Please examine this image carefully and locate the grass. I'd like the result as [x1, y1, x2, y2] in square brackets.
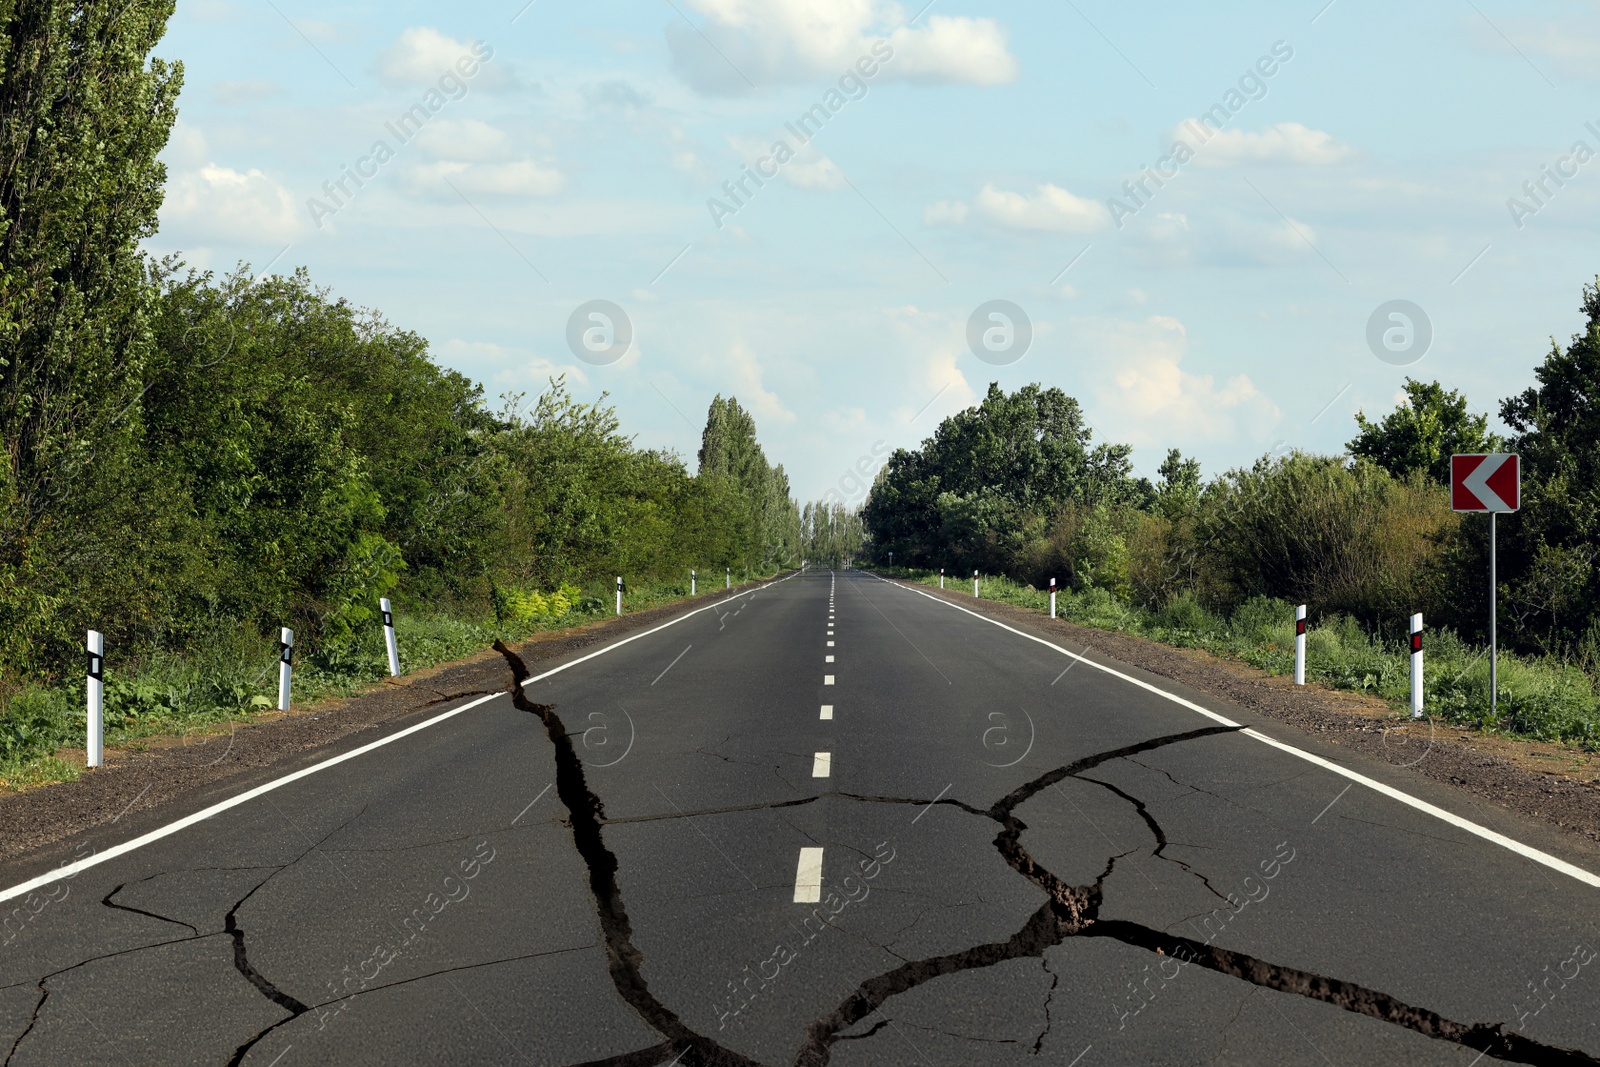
[890, 568, 1600, 749]
[0, 571, 779, 791]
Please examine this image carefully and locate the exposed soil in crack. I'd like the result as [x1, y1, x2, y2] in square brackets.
[900, 579, 1600, 850]
[1085, 920, 1600, 1066]
[492, 641, 763, 1067]
[0, 582, 771, 869]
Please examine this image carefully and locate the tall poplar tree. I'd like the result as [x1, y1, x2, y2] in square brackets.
[0, 0, 183, 539]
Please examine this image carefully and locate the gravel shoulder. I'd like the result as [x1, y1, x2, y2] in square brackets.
[0, 582, 767, 869]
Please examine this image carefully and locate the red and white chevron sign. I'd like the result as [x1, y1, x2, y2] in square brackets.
[1451, 453, 1520, 513]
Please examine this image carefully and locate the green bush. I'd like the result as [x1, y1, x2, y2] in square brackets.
[1228, 596, 1294, 647]
[1152, 593, 1222, 635]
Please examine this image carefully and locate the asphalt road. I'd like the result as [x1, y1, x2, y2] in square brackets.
[3, 569, 1599, 1066]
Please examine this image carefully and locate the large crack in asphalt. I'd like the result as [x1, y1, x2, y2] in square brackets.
[493, 641, 764, 1067]
[506, 657, 1600, 1067]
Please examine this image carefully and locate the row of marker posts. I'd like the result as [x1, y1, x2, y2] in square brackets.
[941, 575, 1426, 717]
[614, 570, 724, 617]
[959, 578, 1427, 718]
[79, 566, 838, 767]
[83, 598, 406, 770]
[1292, 603, 1426, 719]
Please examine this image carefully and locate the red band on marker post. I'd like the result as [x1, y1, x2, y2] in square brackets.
[1409, 612, 1425, 719]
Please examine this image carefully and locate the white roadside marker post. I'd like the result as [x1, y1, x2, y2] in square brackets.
[380, 597, 400, 677]
[691, 569, 696, 596]
[1410, 612, 1424, 720]
[1294, 605, 1307, 686]
[278, 628, 294, 711]
[86, 631, 104, 769]
[726, 568, 730, 589]
[939, 568, 944, 590]
[1049, 578, 1057, 619]
[616, 577, 622, 616]
[973, 570, 979, 598]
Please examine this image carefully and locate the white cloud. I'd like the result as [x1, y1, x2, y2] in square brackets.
[922, 200, 968, 226]
[1074, 315, 1280, 446]
[728, 136, 845, 190]
[722, 340, 797, 425]
[376, 27, 505, 89]
[161, 162, 304, 244]
[885, 15, 1018, 85]
[445, 338, 593, 392]
[1122, 208, 1323, 270]
[885, 304, 976, 424]
[783, 151, 846, 191]
[1182, 121, 1354, 167]
[668, 0, 1017, 93]
[400, 120, 564, 200]
[928, 183, 1109, 234]
[414, 119, 514, 162]
[404, 159, 565, 198]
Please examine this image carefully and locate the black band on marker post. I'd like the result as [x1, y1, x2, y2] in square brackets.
[279, 642, 293, 666]
[382, 610, 394, 627]
[86, 651, 104, 681]
[1296, 618, 1307, 636]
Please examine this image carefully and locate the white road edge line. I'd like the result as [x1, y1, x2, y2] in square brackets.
[0, 573, 798, 905]
[795, 846, 824, 903]
[885, 577, 1600, 889]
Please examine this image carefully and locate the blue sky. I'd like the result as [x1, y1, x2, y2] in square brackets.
[149, 0, 1600, 501]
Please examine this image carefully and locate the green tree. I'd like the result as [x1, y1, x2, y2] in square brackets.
[862, 382, 1146, 570]
[0, 0, 182, 673]
[697, 395, 799, 571]
[0, 0, 182, 539]
[1347, 379, 1498, 484]
[1496, 278, 1600, 651]
[1155, 448, 1202, 519]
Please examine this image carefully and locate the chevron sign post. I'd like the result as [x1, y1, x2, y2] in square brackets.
[1451, 453, 1520, 719]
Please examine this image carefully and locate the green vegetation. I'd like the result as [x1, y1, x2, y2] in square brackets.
[865, 279, 1600, 746]
[0, 572, 737, 790]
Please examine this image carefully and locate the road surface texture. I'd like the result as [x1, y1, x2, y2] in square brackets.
[3, 569, 1598, 1065]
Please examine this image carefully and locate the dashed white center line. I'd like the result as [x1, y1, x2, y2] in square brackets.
[794, 847, 824, 903]
[825, 655, 834, 663]
[827, 641, 835, 647]
[824, 675, 835, 685]
[820, 704, 833, 720]
[812, 752, 832, 777]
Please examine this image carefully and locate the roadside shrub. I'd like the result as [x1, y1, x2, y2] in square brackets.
[1229, 596, 1294, 646]
[1152, 593, 1222, 636]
